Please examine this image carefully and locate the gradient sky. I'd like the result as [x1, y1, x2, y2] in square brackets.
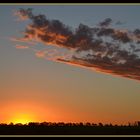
[0, 4, 140, 125]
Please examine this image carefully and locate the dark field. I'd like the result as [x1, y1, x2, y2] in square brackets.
[0, 122, 140, 135]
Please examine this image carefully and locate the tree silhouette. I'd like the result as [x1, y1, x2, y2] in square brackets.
[0, 121, 140, 135]
[98, 123, 103, 127]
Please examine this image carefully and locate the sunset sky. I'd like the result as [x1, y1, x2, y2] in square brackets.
[0, 4, 140, 125]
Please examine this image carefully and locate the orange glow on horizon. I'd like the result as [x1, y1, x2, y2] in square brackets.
[0, 100, 132, 125]
[0, 99, 75, 124]
[0, 100, 51, 124]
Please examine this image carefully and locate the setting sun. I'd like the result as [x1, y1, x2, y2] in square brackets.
[0, 101, 50, 124]
[10, 113, 36, 124]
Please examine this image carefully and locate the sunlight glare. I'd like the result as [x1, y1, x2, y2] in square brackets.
[10, 113, 36, 124]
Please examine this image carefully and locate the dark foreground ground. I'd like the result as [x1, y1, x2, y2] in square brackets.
[0, 122, 140, 135]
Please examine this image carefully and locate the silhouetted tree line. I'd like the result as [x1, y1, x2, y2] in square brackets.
[0, 121, 140, 135]
[0, 121, 140, 127]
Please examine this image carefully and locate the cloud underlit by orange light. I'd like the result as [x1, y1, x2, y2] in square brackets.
[16, 45, 29, 49]
[13, 8, 140, 82]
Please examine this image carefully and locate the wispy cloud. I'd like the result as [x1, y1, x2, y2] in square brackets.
[14, 8, 140, 81]
[11, 37, 37, 45]
[16, 45, 29, 49]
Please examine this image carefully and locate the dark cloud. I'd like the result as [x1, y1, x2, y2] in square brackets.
[134, 29, 140, 36]
[14, 8, 33, 20]
[98, 18, 112, 27]
[14, 8, 140, 81]
[97, 28, 114, 37]
[112, 31, 131, 43]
